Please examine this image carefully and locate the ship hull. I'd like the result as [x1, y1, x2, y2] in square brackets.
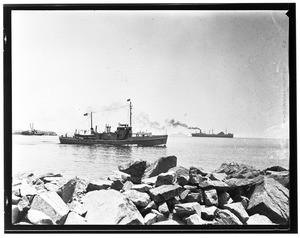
[59, 135, 168, 146]
[191, 133, 233, 138]
[21, 131, 45, 136]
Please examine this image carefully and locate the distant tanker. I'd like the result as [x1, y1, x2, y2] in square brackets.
[191, 129, 233, 138]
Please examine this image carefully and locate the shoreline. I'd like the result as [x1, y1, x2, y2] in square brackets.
[11, 156, 289, 226]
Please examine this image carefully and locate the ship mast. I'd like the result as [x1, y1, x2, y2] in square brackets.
[127, 99, 132, 128]
[90, 111, 93, 131]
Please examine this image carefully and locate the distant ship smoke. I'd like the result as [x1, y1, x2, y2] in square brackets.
[165, 119, 200, 130]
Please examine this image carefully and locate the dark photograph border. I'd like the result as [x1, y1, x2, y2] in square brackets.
[3, 3, 297, 233]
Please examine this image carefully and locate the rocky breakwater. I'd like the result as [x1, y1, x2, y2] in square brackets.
[11, 157, 289, 226]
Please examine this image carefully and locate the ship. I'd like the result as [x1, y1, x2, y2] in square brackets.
[59, 100, 168, 146]
[191, 128, 233, 138]
[21, 123, 45, 136]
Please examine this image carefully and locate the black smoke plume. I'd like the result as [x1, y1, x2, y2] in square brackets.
[165, 119, 200, 130]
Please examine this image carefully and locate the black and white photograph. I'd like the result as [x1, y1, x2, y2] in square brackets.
[4, 3, 297, 233]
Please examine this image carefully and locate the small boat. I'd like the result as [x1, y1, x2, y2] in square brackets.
[191, 128, 233, 138]
[59, 100, 168, 146]
[21, 123, 44, 136]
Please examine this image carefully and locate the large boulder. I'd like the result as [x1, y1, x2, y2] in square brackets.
[201, 205, 217, 220]
[247, 177, 289, 224]
[174, 202, 202, 217]
[26, 209, 54, 225]
[149, 184, 183, 203]
[144, 212, 157, 225]
[30, 191, 70, 225]
[214, 209, 243, 225]
[158, 202, 169, 216]
[185, 214, 207, 225]
[59, 178, 77, 204]
[118, 160, 147, 183]
[82, 190, 144, 225]
[265, 170, 289, 188]
[131, 184, 152, 193]
[189, 167, 208, 184]
[198, 179, 229, 190]
[64, 211, 87, 225]
[123, 190, 151, 207]
[203, 188, 218, 206]
[143, 156, 177, 179]
[246, 214, 275, 225]
[215, 163, 261, 179]
[218, 192, 233, 208]
[223, 202, 249, 224]
[155, 171, 175, 186]
[224, 175, 264, 188]
[86, 179, 112, 192]
[168, 166, 190, 186]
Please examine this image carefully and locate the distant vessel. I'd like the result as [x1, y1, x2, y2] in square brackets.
[21, 123, 44, 136]
[191, 128, 233, 138]
[59, 100, 168, 146]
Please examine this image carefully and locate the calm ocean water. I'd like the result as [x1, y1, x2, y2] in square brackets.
[12, 135, 289, 180]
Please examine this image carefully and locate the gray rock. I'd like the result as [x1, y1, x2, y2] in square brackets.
[19, 184, 37, 197]
[247, 177, 289, 224]
[111, 179, 124, 191]
[224, 202, 249, 224]
[185, 214, 207, 225]
[118, 160, 147, 183]
[131, 184, 152, 193]
[86, 179, 112, 192]
[179, 189, 190, 202]
[215, 163, 261, 179]
[26, 209, 54, 225]
[17, 196, 30, 213]
[174, 202, 202, 217]
[143, 156, 177, 179]
[203, 188, 218, 206]
[153, 219, 184, 225]
[151, 209, 166, 222]
[58, 178, 77, 203]
[240, 196, 249, 209]
[189, 166, 208, 184]
[266, 170, 289, 188]
[68, 200, 87, 216]
[12, 194, 21, 205]
[183, 185, 199, 192]
[44, 183, 60, 192]
[210, 172, 227, 181]
[140, 201, 158, 216]
[201, 205, 217, 220]
[64, 211, 87, 225]
[198, 179, 229, 190]
[123, 190, 151, 207]
[12, 205, 20, 224]
[83, 190, 144, 225]
[122, 181, 134, 192]
[246, 214, 275, 225]
[155, 171, 175, 186]
[149, 184, 183, 203]
[30, 191, 69, 225]
[144, 212, 157, 225]
[158, 202, 169, 216]
[214, 209, 243, 225]
[141, 176, 157, 186]
[224, 176, 264, 188]
[187, 192, 204, 204]
[218, 191, 232, 208]
[168, 166, 190, 186]
[109, 170, 131, 183]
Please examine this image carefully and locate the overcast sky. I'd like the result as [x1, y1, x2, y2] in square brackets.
[11, 10, 289, 138]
